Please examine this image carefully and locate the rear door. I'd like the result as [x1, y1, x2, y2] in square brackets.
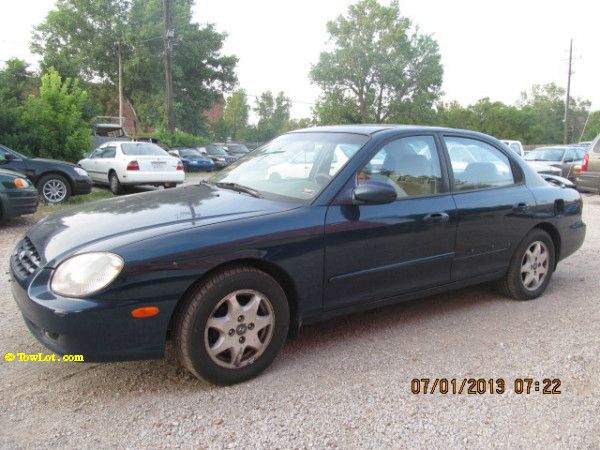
[96, 145, 116, 182]
[579, 137, 600, 191]
[323, 134, 457, 310]
[442, 135, 535, 280]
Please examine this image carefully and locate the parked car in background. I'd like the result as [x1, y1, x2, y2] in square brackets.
[92, 117, 130, 150]
[78, 141, 184, 194]
[11, 125, 585, 385]
[523, 146, 586, 181]
[501, 140, 525, 157]
[0, 169, 38, 222]
[576, 134, 600, 192]
[169, 148, 215, 172]
[224, 143, 251, 160]
[198, 144, 236, 169]
[0, 144, 92, 204]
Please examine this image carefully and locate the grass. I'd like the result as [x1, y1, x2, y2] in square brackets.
[37, 190, 114, 215]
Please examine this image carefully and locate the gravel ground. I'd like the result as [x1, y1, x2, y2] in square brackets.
[0, 194, 599, 449]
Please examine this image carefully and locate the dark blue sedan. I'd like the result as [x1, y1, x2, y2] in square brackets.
[170, 147, 215, 172]
[10, 125, 586, 384]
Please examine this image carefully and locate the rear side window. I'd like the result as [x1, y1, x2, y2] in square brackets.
[359, 135, 445, 197]
[445, 137, 515, 192]
[593, 136, 600, 154]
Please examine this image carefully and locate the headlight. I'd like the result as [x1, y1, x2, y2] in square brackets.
[51, 252, 124, 298]
[74, 167, 89, 177]
[13, 178, 30, 189]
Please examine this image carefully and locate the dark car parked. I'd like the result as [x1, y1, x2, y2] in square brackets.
[198, 144, 236, 168]
[0, 145, 92, 203]
[224, 143, 251, 160]
[10, 125, 585, 385]
[169, 148, 215, 172]
[0, 169, 38, 222]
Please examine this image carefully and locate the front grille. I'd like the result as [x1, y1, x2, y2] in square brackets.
[12, 237, 42, 278]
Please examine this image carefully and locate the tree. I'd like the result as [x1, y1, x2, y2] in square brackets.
[310, 0, 443, 124]
[31, 0, 237, 134]
[581, 111, 600, 141]
[223, 89, 249, 139]
[248, 91, 292, 141]
[21, 69, 92, 161]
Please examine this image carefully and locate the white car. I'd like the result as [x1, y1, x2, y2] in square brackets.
[266, 145, 350, 180]
[501, 140, 525, 157]
[78, 141, 185, 194]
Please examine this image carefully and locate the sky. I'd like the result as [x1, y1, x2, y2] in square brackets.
[0, 0, 598, 121]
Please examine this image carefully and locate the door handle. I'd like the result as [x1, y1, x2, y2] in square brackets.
[513, 202, 529, 212]
[423, 212, 450, 224]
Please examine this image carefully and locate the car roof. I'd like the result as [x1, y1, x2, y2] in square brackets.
[288, 124, 494, 137]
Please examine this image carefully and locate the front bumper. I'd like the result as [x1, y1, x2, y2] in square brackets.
[10, 264, 176, 361]
[1, 188, 39, 219]
[71, 176, 93, 196]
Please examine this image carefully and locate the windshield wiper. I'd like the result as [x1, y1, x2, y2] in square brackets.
[216, 182, 263, 198]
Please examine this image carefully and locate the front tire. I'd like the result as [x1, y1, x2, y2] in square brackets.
[38, 174, 71, 204]
[175, 266, 289, 385]
[497, 229, 555, 300]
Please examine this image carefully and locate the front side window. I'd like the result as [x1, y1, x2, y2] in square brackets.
[445, 137, 514, 192]
[210, 132, 368, 201]
[121, 143, 168, 156]
[359, 136, 444, 197]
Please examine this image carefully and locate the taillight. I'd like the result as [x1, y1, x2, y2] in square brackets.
[582, 153, 589, 172]
[176, 160, 183, 171]
[127, 160, 140, 171]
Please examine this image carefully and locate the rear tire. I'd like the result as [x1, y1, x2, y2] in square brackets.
[175, 266, 289, 385]
[496, 229, 555, 300]
[109, 172, 123, 195]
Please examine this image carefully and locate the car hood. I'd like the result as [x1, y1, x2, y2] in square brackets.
[30, 157, 78, 168]
[26, 184, 298, 266]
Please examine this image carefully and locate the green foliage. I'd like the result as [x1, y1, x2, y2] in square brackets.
[245, 91, 292, 142]
[152, 130, 210, 148]
[223, 89, 249, 140]
[32, 0, 237, 135]
[19, 69, 93, 161]
[582, 111, 600, 141]
[311, 0, 443, 124]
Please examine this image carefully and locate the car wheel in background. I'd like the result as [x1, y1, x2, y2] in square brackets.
[109, 172, 123, 195]
[497, 228, 555, 300]
[38, 174, 71, 204]
[164, 183, 177, 189]
[175, 266, 290, 385]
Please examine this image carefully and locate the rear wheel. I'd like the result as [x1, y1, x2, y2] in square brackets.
[175, 266, 289, 385]
[109, 172, 123, 195]
[38, 174, 71, 204]
[497, 229, 555, 300]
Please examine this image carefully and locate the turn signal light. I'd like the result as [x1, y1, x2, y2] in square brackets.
[14, 178, 28, 188]
[127, 160, 140, 171]
[131, 306, 160, 318]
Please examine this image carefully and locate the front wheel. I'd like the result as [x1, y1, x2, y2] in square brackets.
[497, 229, 555, 300]
[175, 266, 289, 385]
[38, 174, 71, 204]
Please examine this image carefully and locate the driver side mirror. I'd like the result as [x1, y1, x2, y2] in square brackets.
[3, 153, 16, 162]
[353, 181, 397, 205]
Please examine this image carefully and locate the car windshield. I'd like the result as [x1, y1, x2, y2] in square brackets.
[178, 148, 202, 157]
[122, 142, 168, 156]
[524, 148, 565, 162]
[209, 132, 368, 201]
[228, 144, 249, 153]
[206, 145, 228, 156]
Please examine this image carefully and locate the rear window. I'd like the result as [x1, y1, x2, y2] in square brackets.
[121, 143, 167, 156]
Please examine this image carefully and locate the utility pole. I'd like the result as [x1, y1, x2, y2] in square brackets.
[163, 0, 175, 133]
[563, 39, 573, 144]
[117, 41, 123, 128]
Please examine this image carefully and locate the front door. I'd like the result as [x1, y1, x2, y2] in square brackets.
[323, 135, 457, 310]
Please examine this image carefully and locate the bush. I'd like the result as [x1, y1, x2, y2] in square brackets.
[152, 130, 211, 148]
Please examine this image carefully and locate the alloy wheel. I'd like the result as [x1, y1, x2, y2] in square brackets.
[520, 241, 549, 291]
[42, 179, 67, 203]
[204, 289, 274, 369]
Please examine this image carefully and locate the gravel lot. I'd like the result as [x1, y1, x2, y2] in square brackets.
[1, 193, 599, 449]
